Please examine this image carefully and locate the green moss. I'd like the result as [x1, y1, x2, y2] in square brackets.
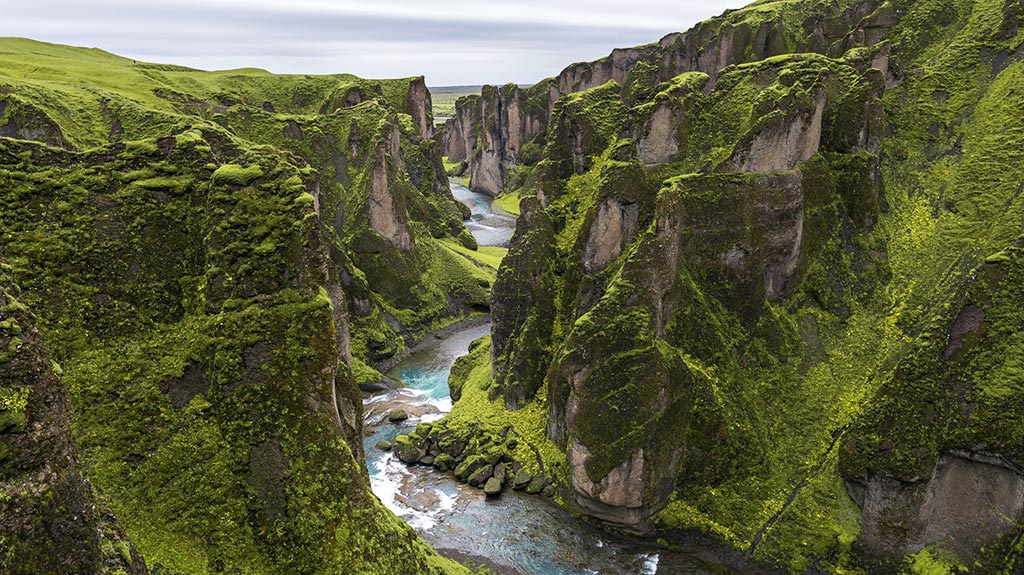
[211, 163, 263, 187]
[0, 386, 29, 415]
[350, 356, 384, 386]
[905, 547, 967, 575]
[442, 337, 567, 483]
[0, 106, 471, 574]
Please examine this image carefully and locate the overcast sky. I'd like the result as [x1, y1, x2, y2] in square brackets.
[5, 1, 747, 86]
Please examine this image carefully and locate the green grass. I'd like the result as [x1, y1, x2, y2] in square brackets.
[429, 85, 482, 122]
[443, 337, 568, 483]
[0, 37, 428, 149]
[493, 192, 524, 216]
[441, 239, 508, 271]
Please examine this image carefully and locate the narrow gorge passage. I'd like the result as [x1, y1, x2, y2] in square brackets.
[359, 186, 752, 575]
[450, 182, 517, 248]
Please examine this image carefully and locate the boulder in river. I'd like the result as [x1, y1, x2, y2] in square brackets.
[513, 469, 532, 490]
[394, 435, 425, 463]
[484, 477, 503, 497]
[358, 381, 390, 393]
[374, 440, 393, 451]
[388, 408, 409, 422]
[525, 476, 546, 495]
[454, 455, 488, 482]
[433, 453, 455, 472]
[468, 464, 494, 487]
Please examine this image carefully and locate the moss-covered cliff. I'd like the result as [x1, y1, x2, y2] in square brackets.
[441, 0, 1024, 572]
[0, 38, 475, 574]
[1, 264, 148, 575]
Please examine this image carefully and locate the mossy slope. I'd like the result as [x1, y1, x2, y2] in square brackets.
[0, 40, 475, 574]
[1, 264, 147, 575]
[459, 0, 1024, 572]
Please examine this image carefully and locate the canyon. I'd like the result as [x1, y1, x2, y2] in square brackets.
[2, 0, 1024, 573]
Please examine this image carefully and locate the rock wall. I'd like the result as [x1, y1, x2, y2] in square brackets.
[0, 40, 474, 575]
[490, 198, 556, 409]
[367, 117, 414, 251]
[850, 452, 1024, 559]
[406, 76, 434, 139]
[443, 0, 890, 195]
[476, 1, 1024, 569]
[445, 83, 550, 196]
[0, 267, 147, 575]
[478, 0, 1024, 564]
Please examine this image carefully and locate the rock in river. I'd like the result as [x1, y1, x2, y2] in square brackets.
[484, 477, 503, 497]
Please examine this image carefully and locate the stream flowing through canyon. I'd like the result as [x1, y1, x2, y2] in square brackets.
[360, 183, 748, 575]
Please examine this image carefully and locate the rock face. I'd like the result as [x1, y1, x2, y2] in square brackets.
[0, 99, 67, 149]
[406, 76, 434, 139]
[0, 39, 472, 575]
[668, 171, 808, 306]
[367, 117, 414, 251]
[443, 0, 889, 195]
[568, 443, 651, 529]
[541, 81, 626, 189]
[582, 198, 641, 273]
[0, 268, 147, 575]
[489, 198, 556, 409]
[636, 103, 685, 165]
[444, 84, 549, 196]
[722, 88, 827, 172]
[851, 452, 1024, 559]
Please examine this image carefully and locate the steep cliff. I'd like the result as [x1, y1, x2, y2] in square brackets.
[1, 265, 147, 575]
[443, 0, 1024, 572]
[0, 39, 472, 574]
[442, 82, 552, 195]
[442, 0, 892, 197]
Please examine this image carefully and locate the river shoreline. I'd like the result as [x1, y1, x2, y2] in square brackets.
[361, 183, 760, 574]
[438, 548, 528, 575]
[376, 312, 492, 375]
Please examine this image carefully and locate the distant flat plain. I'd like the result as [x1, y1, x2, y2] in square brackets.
[429, 85, 482, 124]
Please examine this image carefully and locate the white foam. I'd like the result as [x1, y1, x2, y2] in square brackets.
[639, 553, 659, 575]
[436, 485, 458, 515]
[369, 454, 440, 530]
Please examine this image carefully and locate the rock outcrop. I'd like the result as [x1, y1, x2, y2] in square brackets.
[850, 452, 1024, 559]
[0, 267, 147, 575]
[490, 198, 556, 409]
[406, 76, 434, 139]
[582, 197, 641, 274]
[443, 0, 891, 196]
[466, 0, 1024, 569]
[367, 117, 414, 251]
[0, 39, 475, 575]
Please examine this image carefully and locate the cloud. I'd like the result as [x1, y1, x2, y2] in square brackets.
[3, 0, 743, 85]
